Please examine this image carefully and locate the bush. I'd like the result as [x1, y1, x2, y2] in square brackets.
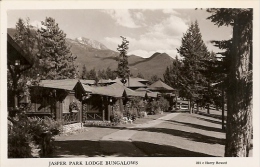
[8, 123, 32, 158]
[145, 100, 159, 115]
[110, 110, 123, 124]
[158, 97, 170, 112]
[139, 111, 147, 118]
[8, 113, 63, 158]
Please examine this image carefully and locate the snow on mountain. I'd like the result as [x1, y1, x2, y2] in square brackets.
[75, 37, 108, 50]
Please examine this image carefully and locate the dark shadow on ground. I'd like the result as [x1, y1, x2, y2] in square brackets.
[197, 117, 223, 125]
[53, 139, 216, 157]
[131, 127, 225, 145]
[165, 120, 225, 133]
[196, 111, 226, 121]
[83, 125, 127, 130]
[132, 141, 215, 157]
[53, 140, 106, 157]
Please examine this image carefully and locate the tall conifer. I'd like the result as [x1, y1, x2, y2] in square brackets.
[177, 21, 210, 111]
[36, 17, 77, 79]
[117, 36, 130, 81]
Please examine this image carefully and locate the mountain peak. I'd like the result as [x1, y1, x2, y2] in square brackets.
[75, 37, 108, 50]
[149, 52, 171, 60]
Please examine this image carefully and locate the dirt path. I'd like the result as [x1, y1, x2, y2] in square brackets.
[54, 113, 180, 157]
[100, 113, 180, 156]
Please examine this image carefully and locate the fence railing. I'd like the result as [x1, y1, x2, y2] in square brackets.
[83, 113, 102, 121]
[62, 112, 79, 124]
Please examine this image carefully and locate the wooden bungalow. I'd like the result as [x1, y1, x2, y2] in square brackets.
[74, 81, 144, 122]
[112, 77, 148, 90]
[148, 80, 177, 108]
[28, 78, 149, 124]
[28, 79, 93, 124]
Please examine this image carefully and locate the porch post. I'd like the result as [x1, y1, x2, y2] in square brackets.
[101, 96, 105, 121]
[108, 97, 111, 121]
[119, 98, 123, 113]
[55, 101, 60, 120]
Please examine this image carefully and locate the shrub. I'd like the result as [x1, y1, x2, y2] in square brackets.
[110, 110, 123, 124]
[8, 123, 32, 158]
[158, 97, 170, 112]
[139, 111, 147, 118]
[145, 100, 159, 115]
[8, 113, 62, 158]
[127, 107, 138, 121]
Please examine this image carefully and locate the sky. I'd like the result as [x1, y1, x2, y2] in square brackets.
[7, 9, 232, 58]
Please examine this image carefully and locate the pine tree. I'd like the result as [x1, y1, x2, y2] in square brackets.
[98, 69, 107, 79]
[36, 17, 77, 79]
[106, 67, 117, 80]
[81, 65, 88, 79]
[150, 75, 160, 83]
[164, 57, 182, 89]
[117, 36, 130, 81]
[136, 72, 144, 79]
[8, 18, 39, 107]
[88, 68, 97, 80]
[177, 21, 210, 112]
[163, 56, 184, 98]
[207, 8, 253, 157]
[200, 51, 220, 113]
[14, 18, 36, 59]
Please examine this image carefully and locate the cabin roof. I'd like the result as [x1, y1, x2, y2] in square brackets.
[149, 80, 175, 91]
[112, 77, 147, 88]
[39, 79, 95, 90]
[7, 34, 33, 66]
[81, 82, 144, 98]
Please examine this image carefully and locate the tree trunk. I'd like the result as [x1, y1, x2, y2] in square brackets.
[225, 17, 252, 157]
[189, 100, 192, 114]
[196, 101, 199, 113]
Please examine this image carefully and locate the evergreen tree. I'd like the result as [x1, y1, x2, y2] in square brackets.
[8, 18, 38, 107]
[106, 67, 117, 80]
[81, 65, 88, 79]
[163, 56, 184, 98]
[207, 8, 253, 157]
[36, 17, 77, 79]
[117, 36, 130, 81]
[88, 68, 97, 80]
[200, 51, 220, 113]
[150, 75, 160, 83]
[136, 72, 144, 79]
[14, 18, 36, 60]
[98, 69, 107, 79]
[163, 57, 182, 89]
[177, 21, 210, 112]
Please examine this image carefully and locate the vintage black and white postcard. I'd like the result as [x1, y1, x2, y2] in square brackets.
[1, 1, 259, 167]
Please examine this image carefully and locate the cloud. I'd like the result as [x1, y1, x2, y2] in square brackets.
[150, 15, 188, 37]
[162, 9, 180, 15]
[30, 20, 46, 29]
[104, 10, 189, 58]
[103, 9, 144, 28]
